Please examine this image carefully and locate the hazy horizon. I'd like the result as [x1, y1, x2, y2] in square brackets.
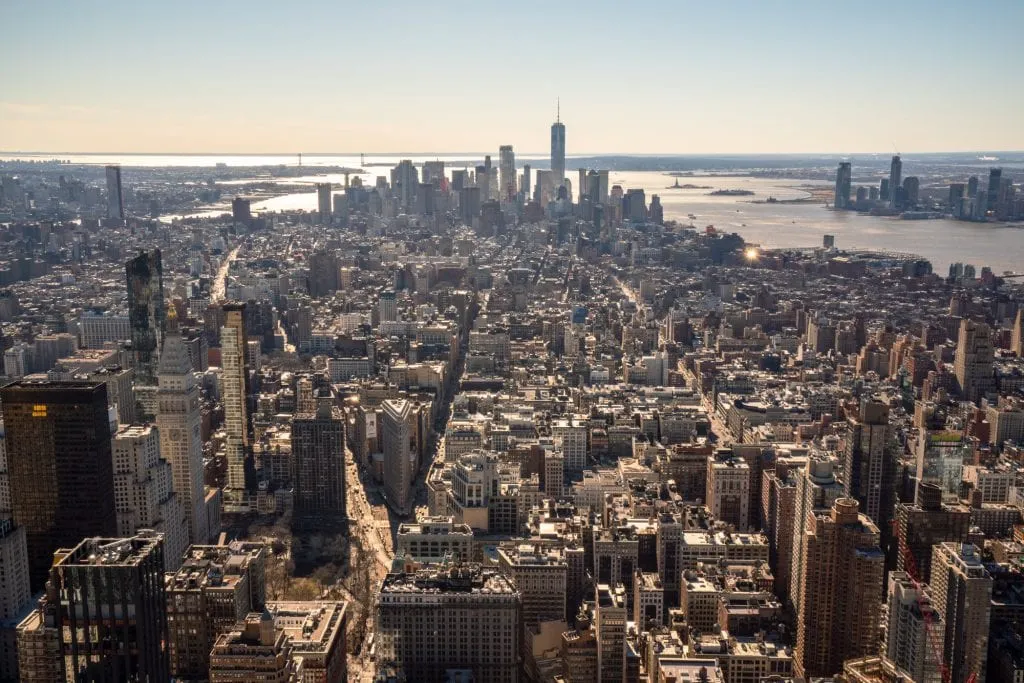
[4, 0, 1023, 154]
[4, 150, 1024, 158]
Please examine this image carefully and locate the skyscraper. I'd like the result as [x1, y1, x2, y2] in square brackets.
[889, 154, 903, 208]
[158, 313, 210, 545]
[886, 571, 945, 683]
[949, 183, 966, 212]
[895, 482, 970, 584]
[794, 498, 885, 678]
[904, 176, 920, 208]
[475, 164, 490, 201]
[586, 170, 600, 204]
[0, 520, 31, 682]
[105, 164, 124, 219]
[598, 169, 609, 204]
[522, 164, 531, 202]
[967, 175, 979, 198]
[378, 289, 397, 323]
[0, 380, 117, 591]
[221, 302, 251, 495]
[317, 182, 333, 223]
[459, 185, 481, 224]
[498, 145, 516, 203]
[112, 424, 188, 571]
[842, 397, 896, 534]
[126, 248, 166, 384]
[551, 416, 587, 476]
[1012, 309, 1023, 357]
[834, 162, 852, 209]
[381, 398, 413, 516]
[497, 544, 567, 629]
[986, 168, 1002, 213]
[292, 402, 346, 523]
[551, 104, 566, 197]
[596, 583, 627, 683]
[307, 249, 340, 298]
[930, 543, 992, 683]
[17, 533, 169, 683]
[391, 160, 418, 211]
[954, 318, 995, 404]
[707, 454, 751, 531]
[788, 457, 846, 614]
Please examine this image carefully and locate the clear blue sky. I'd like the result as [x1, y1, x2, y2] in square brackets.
[2, 0, 1022, 154]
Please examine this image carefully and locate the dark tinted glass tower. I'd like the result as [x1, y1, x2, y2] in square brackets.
[292, 403, 346, 524]
[986, 167, 1002, 212]
[104, 165, 124, 220]
[43, 534, 168, 682]
[888, 155, 902, 208]
[551, 107, 566, 196]
[0, 380, 117, 591]
[126, 248, 166, 384]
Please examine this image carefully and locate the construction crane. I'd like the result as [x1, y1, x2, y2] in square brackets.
[894, 519, 952, 683]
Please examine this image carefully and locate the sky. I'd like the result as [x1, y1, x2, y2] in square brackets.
[2, 0, 1023, 155]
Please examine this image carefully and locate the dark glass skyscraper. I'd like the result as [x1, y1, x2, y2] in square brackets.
[126, 248, 166, 384]
[986, 167, 1002, 213]
[292, 402, 346, 524]
[22, 533, 169, 682]
[550, 106, 566, 196]
[104, 164, 124, 220]
[0, 380, 117, 591]
[834, 162, 852, 209]
[888, 154, 902, 208]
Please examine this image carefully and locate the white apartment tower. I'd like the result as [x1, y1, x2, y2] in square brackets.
[552, 416, 587, 477]
[930, 543, 992, 683]
[111, 425, 188, 570]
[886, 571, 945, 683]
[221, 304, 249, 493]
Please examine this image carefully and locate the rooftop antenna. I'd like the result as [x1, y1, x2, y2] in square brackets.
[557, 97, 560, 123]
[298, 152, 302, 167]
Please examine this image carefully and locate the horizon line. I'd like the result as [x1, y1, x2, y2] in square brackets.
[2, 149, 1023, 158]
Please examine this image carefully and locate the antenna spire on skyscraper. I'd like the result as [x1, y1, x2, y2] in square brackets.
[557, 97, 560, 123]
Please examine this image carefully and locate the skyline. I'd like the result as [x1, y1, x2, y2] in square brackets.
[3, 0, 1024, 155]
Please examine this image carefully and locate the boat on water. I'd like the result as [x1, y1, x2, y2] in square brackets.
[687, 213, 697, 219]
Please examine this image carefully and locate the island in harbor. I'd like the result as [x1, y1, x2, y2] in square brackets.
[708, 188, 755, 196]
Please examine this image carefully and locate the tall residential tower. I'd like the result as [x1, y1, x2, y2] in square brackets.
[221, 302, 251, 497]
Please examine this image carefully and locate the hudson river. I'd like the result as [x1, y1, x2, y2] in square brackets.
[4, 153, 1021, 274]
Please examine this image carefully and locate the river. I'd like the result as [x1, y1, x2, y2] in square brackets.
[8, 153, 1018, 274]
[201, 171, 1023, 275]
